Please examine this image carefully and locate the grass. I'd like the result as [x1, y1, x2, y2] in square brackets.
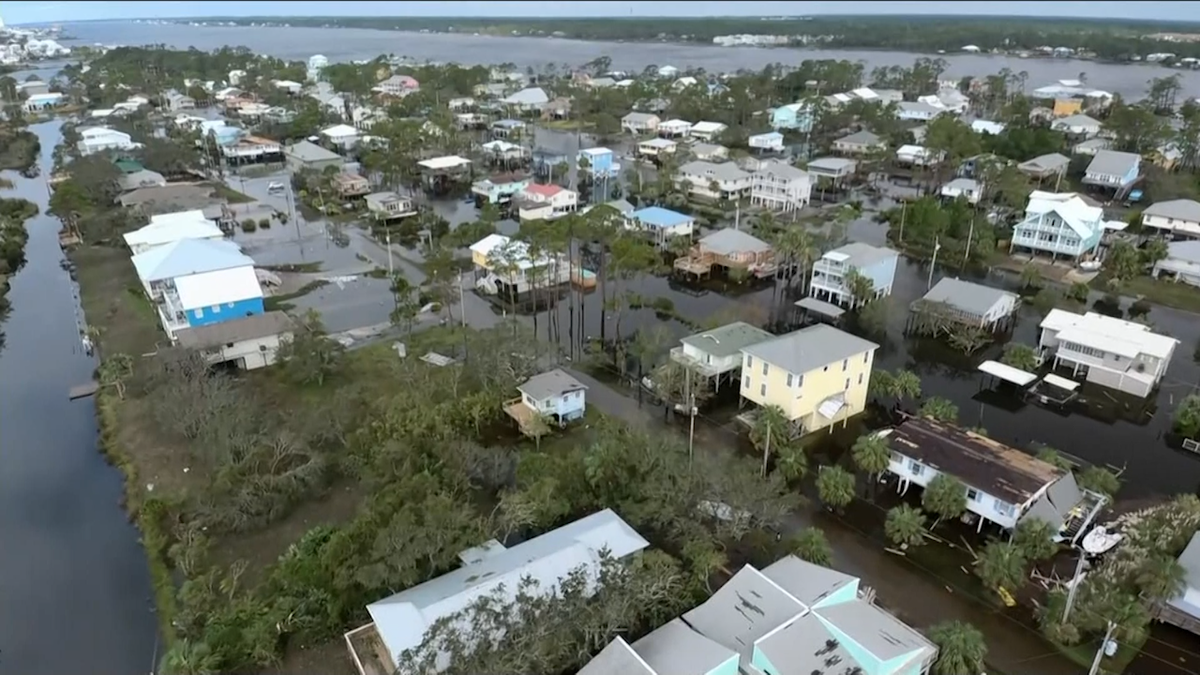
[1091, 272, 1200, 315]
[261, 262, 323, 273]
[1056, 633, 1144, 674]
[206, 182, 256, 204]
[264, 279, 329, 312]
[540, 119, 593, 131]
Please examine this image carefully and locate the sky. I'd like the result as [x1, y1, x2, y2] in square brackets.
[4, 1, 1200, 26]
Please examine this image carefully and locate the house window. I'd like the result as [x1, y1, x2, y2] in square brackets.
[844, 378, 850, 390]
[193, 308, 204, 318]
[863, 353, 869, 363]
[761, 362, 768, 376]
[909, 460, 925, 476]
[842, 358, 848, 371]
[786, 373, 793, 387]
[797, 374, 804, 387]
[967, 488, 979, 501]
[759, 383, 766, 397]
[994, 499, 1014, 517]
[746, 356, 754, 369]
[858, 373, 864, 386]
[212, 305, 221, 313]
[744, 376, 751, 389]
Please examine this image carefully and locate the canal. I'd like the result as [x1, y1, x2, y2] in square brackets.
[0, 120, 158, 674]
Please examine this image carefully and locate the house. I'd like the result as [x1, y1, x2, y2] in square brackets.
[332, 172, 371, 199]
[940, 177, 984, 205]
[581, 555, 937, 675]
[810, 242, 900, 307]
[504, 368, 588, 429]
[481, 140, 526, 164]
[175, 311, 293, 371]
[503, 86, 550, 112]
[657, 65, 679, 77]
[670, 321, 773, 386]
[770, 102, 814, 132]
[672, 76, 700, 90]
[1010, 191, 1104, 262]
[345, 510, 648, 675]
[626, 206, 695, 242]
[221, 136, 283, 163]
[469, 233, 570, 295]
[895, 101, 945, 122]
[658, 119, 692, 138]
[637, 137, 677, 158]
[1152, 531, 1200, 636]
[971, 120, 1007, 135]
[1051, 113, 1103, 137]
[163, 91, 195, 111]
[690, 143, 728, 161]
[273, 79, 303, 95]
[833, 130, 886, 155]
[806, 157, 858, 183]
[16, 80, 50, 97]
[145, 249, 263, 340]
[914, 277, 1020, 330]
[748, 131, 785, 153]
[578, 147, 618, 177]
[690, 120, 727, 141]
[471, 173, 531, 205]
[1072, 138, 1112, 157]
[622, 112, 661, 134]
[77, 127, 142, 156]
[284, 140, 344, 173]
[1039, 309, 1179, 397]
[365, 191, 418, 221]
[118, 169, 167, 192]
[673, 229, 776, 279]
[123, 210, 224, 254]
[1153, 241, 1200, 286]
[516, 183, 579, 221]
[1143, 199, 1200, 239]
[374, 74, 419, 97]
[677, 161, 752, 200]
[490, 118, 526, 138]
[739, 324, 879, 435]
[896, 144, 940, 167]
[923, 87, 969, 113]
[1017, 153, 1071, 181]
[879, 417, 1106, 536]
[1083, 150, 1141, 191]
[750, 161, 811, 213]
[23, 92, 64, 112]
[131, 238, 250, 299]
[320, 124, 359, 150]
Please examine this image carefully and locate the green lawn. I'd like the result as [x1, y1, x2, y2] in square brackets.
[207, 182, 256, 204]
[1092, 273, 1200, 314]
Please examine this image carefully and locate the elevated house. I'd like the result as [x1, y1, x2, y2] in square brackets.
[175, 311, 294, 371]
[1051, 113, 1103, 137]
[580, 555, 937, 675]
[911, 277, 1020, 332]
[1153, 241, 1200, 287]
[469, 233, 571, 297]
[1082, 150, 1141, 197]
[416, 155, 472, 192]
[673, 228, 775, 279]
[750, 161, 811, 214]
[123, 210, 224, 255]
[625, 206, 695, 244]
[365, 192, 418, 222]
[806, 157, 858, 186]
[1142, 199, 1200, 239]
[502, 86, 550, 113]
[490, 118, 527, 138]
[878, 417, 1107, 541]
[670, 321, 773, 391]
[470, 173, 531, 207]
[637, 137, 677, 159]
[809, 242, 899, 308]
[504, 368, 588, 431]
[770, 102, 814, 131]
[320, 123, 359, 150]
[677, 160, 752, 200]
[895, 101, 945, 122]
[940, 177, 984, 205]
[622, 112, 661, 134]
[833, 130, 886, 155]
[690, 120, 728, 141]
[480, 140, 528, 164]
[1039, 309, 1178, 398]
[1152, 532, 1200, 636]
[895, 145, 941, 168]
[516, 183, 578, 221]
[1017, 153, 1070, 185]
[346, 510, 649, 675]
[748, 131, 785, 153]
[690, 142, 729, 161]
[577, 147, 618, 177]
[739, 325, 879, 436]
[1010, 191, 1104, 264]
[332, 172, 371, 199]
[658, 119, 693, 138]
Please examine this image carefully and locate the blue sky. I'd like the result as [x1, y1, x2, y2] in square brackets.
[5, 1, 1198, 25]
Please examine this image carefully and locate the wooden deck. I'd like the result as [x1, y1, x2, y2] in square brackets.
[68, 381, 100, 400]
[505, 397, 537, 429]
[674, 255, 713, 276]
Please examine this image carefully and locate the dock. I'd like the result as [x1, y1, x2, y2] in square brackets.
[68, 381, 100, 400]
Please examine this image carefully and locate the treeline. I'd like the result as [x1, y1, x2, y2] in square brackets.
[187, 15, 1200, 59]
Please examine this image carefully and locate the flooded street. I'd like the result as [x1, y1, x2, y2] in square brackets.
[0, 121, 158, 674]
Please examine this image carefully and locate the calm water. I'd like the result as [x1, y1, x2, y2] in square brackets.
[0, 121, 158, 673]
[65, 20, 1200, 99]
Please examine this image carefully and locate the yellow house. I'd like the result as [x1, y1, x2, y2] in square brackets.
[739, 324, 879, 435]
[1052, 99, 1083, 117]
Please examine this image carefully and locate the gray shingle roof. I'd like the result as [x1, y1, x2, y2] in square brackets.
[680, 160, 750, 182]
[920, 277, 1016, 317]
[632, 618, 736, 675]
[681, 566, 805, 662]
[699, 228, 771, 256]
[1086, 149, 1140, 178]
[740, 324, 878, 375]
[1145, 199, 1200, 223]
[175, 311, 293, 349]
[681, 321, 774, 359]
[1018, 152, 1070, 173]
[837, 130, 882, 146]
[808, 156, 858, 173]
[518, 368, 587, 400]
[760, 555, 856, 607]
[576, 639, 653, 675]
[285, 140, 341, 163]
[825, 242, 898, 269]
[755, 159, 808, 181]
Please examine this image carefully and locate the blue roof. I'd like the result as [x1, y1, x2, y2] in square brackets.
[132, 238, 253, 282]
[631, 206, 693, 229]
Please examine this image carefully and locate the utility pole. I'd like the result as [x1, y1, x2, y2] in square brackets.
[897, 201, 907, 243]
[761, 420, 771, 478]
[458, 270, 467, 327]
[927, 237, 941, 291]
[1062, 552, 1087, 623]
[385, 229, 394, 279]
[688, 392, 697, 466]
[963, 217, 975, 267]
[1087, 621, 1117, 675]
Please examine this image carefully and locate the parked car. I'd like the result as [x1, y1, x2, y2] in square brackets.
[268, 182, 285, 193]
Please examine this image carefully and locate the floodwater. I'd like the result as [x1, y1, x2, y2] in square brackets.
[67, 20, 1200, 99]
[0, 121, 158, 673]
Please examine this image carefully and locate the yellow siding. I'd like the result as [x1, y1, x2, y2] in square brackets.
[471, 250, 492, 269]
[740, 349, 876, 434]
[1053, 99, 1082, 117]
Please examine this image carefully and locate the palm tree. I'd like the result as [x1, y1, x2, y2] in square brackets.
[750, 404, 791, 477]
[775, 445, 808, 482]
[922, 474, 967, 526]
[1012, 518, 1059, 561]
[790, 528, 834, 566]
[1136, 555, 1187, 601]
[773, 225, 818, 298]
[816, 465, 856, 511]
[892, 369, 922, 403]
[851, 433, 890, 480]
[159, 639, 220, 675]
[974, 540, 1029, 593]
[928, 621, 988, 675]
[919, 396, 958, 423]
[885, 504, 927, 549]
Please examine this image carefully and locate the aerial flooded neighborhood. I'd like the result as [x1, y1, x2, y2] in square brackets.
[10, 6, 1200, 675]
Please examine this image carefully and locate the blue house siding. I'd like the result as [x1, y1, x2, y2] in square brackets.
[772, 106, 813, 132]
[817, 617, 885, 675]
[860, 257, 899, 299]
[186, 296, 264, 328]
[708, 653, 739, 675]
[581, 149, 614, 175]
[751, 646, 783, 675]
[1012, 213, 1102, 259]
[811, 578, 859, 610]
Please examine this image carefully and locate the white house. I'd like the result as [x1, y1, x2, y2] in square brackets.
[637, 138, 677, 158]
[273, 79, 303, 95]
[1039, 309, 1179, 398]
[689, 120, 727, 141]
[896, 144, 941, 167]
[658, 119, 692, 138]
[374, 74, 420, 97]
[123, 210, 224, 255]
[657, 65, 679, 77]
[750, 161, 811, 213]
[677, 160, 752, 200]
[748, 131, 785, 153]
[622, 112, 661, 134]
[320, 124, 358, 149]
[175, 311, 293, 371]
[131, 238, 249, 300]
[502, 87, 550, 112]
[971, 120, 1007, 135]
[940, 177, 984, 205]
[77, 127, 142, 156]
[879, 417, 1105, 536]
[670, 321, 773, 382]
[516, 183, 579, 221]
[365, 192, 418, 221]
[1143, 199, 1200, 238]
[1153, 241, 1200, 287]
[1010, 191, 1104, 262]
[470, 233, 571, 295]
[895, 101, 945, 122]
[1051, 114, 1103, 137]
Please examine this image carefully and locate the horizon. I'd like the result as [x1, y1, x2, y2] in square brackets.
[5, 1, 1200, 26]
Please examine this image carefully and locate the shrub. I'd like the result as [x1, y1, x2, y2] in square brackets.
[240, 219, 257, 233]
[258, 218, 272, 229]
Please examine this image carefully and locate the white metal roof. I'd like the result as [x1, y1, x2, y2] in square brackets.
[1042, 374, 1080, 392]
[1025, 192, 1103, 238]
[132, 238, 251, 282]
[661, 119, 692, 128]
[417, 155, 471, 170]
[640, 138, 676, 148]
[691, 121, 727, 134]
[469, 233, 549, 270]
[1042, 309, 1178, 360]
[978, 360, 1038, 387]
[123, 210, 222, 249]
[321, 124, 358, 138]
[174, 265, 263, 310]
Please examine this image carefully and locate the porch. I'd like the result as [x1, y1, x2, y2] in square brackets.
[344, 622, 394, 675]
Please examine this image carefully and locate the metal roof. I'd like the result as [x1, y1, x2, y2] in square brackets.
[1145, 199, 1200, 223]
[132, 237, 251, 282]
[699, 228, 771, 256]
[175, 311, 293, 348]
[740, 324, 878, 376]
[920, 277, 1015, 317]
[517, 368, 588, 400]
[680, 321, 774, 359]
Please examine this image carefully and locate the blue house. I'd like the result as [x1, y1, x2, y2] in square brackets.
[578, 146, 618, 177]
[506, 368, 588, 428]
[1083, 149, 1141, 193]
[771, 102, 814, 132]
[156, 260, 263, 340]
[1010, 192, 1104, 262]
[810, 242, 900, 307]
[626, 206, 696, 243]
[578, 555, 937, 675]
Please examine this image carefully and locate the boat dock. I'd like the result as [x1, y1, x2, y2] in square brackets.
[68, 381, 100, 400]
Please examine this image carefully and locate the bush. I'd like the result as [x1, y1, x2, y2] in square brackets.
[240, 219, 257, 233]
[258, 218, 272, 229]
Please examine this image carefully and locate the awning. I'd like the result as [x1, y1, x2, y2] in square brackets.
[796, 296, 845, 318]
[1042, 374, 1080, 392]
[978, 360, 1038, 387]
[817, 392, 847, 419]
